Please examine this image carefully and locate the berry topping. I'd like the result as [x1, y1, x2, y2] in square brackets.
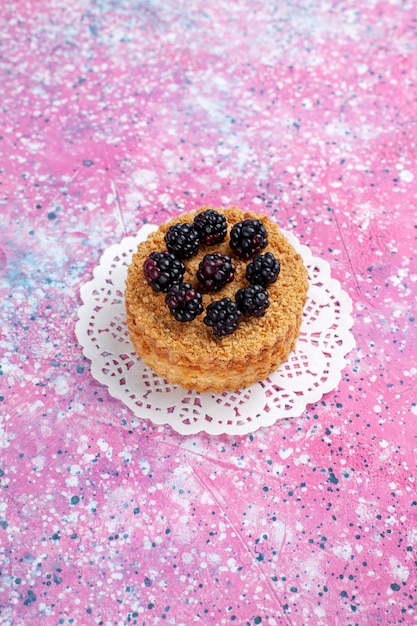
[229, 219, 268, 260]
[246, 252, 281, 287]
[193, 209, 227, 245]
[203, 297, 242, 337]
[165, 282, 203, 322]
[143, 251, 186, 292]
[197, 253, 235, 292]
[164, 223, 199, 259]
[235, 284, 270, 317]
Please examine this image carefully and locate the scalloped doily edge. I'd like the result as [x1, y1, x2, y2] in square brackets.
[75, 225, 355, 435]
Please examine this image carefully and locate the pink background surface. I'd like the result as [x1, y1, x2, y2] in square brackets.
[1, 1, 416, 624]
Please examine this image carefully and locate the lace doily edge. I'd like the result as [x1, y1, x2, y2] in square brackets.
[75, 226, 356, 435]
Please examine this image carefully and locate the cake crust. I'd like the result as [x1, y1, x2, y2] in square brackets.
[125, 207, 308, 392]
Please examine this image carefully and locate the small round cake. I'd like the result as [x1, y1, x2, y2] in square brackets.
[125, 207, 308, 393]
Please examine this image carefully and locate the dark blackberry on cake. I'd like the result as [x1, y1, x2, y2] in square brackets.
[235, 284, 270, 317]
[164, 223, 199, 259]
[197, 253, 235, 292]
[246, 252, 281, 287]
[229, 218, 268, 260]
[193, 209, 227, 245]
[143, 251, 185, 292]
[165, 282, 203, 322]
[203, 297, 242, 337]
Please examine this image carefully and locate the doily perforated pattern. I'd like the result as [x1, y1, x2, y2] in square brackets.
[76, 225, 355, 435]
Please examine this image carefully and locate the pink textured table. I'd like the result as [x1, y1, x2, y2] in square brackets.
[1, 1, 416, 624]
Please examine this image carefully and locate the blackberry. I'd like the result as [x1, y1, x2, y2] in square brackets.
[193, 209, 227, 245]
[246, 252, 280, 287]
[203, 297, 242, 337]
[229, 219, 268, 260]
[164, 223, 199, 259]
[197, 253, 235, 292]
[143, 251, 185, 292]
[165, 282, 203, 322]
[235, 284, 270, 317]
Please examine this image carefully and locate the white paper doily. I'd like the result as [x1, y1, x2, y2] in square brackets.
[75, 225, 355, 436]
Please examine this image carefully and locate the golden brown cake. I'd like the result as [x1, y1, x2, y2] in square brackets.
[125, 207, 308, 393]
